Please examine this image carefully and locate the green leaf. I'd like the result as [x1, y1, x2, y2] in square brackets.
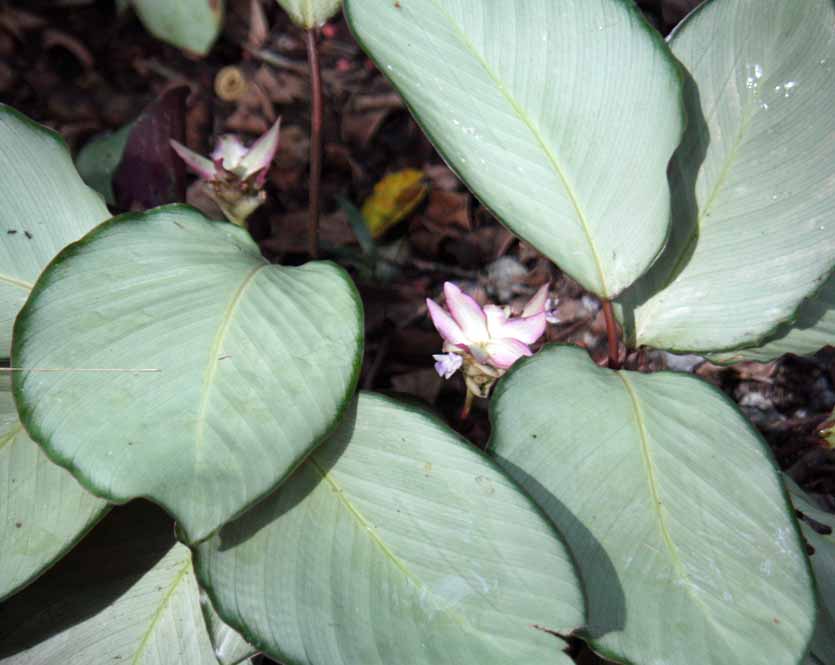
[75, 123, 133, 206]
[12, 205, 363, 543]
[132, 0, 224, 55]
[0, 375, 108, 602]
[200, 591, 257, 665]
[195, 393, 585, 665]
[620, 0, 835, 353]
[0, 105, 110, 359]
[344, 0, 683, 299]
[0, 503, 217, 664]
[490, 345, 816, 665]
[276, 0, 341, 28]
[787, 479, 835, 665]
[708, 275, 835, 364]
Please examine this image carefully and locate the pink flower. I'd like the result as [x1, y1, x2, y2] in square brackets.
[426, 282, 548, 379]
[170, 119, 281, 226]
[171, 119, 281, 185]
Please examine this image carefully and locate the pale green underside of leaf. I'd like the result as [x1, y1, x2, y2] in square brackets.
[201, 591, 257, 665]
[276, 0, 342, 28]
[0, 376, 108, 602]
[787, 479, 835, 665]
[0, 542, 217, 665]
[708, 275, 834, 364]
[76, 123, 133, 206]
[345, 0, 683, 299]
[0, 105, 110, 359]
[132, 0, 224, 55]
[12, 206, 363, 543]
[490, 345, 815, 665]
[196, 393, 585, 665]
[620, 0, 835, 353]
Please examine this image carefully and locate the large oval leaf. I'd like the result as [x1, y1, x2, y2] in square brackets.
[12, 206, 363, 543]
[0, 105, 110, 358]
[276, 0, 342, 29]
[0, 504, 216, 664]
[620, 0, 835, 353]
[490, 345, 815, 665]
[709, 275, 835, 364]
[344, 0, 684, 299]
[132, 0, 224, 55]
[0, 375, 108, 602]
[195, 393, 585, 665]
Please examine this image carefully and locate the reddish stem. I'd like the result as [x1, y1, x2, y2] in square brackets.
[304, 29, 322, 259]
[601, 299, 621, 370]
[460, 389, 474, 421]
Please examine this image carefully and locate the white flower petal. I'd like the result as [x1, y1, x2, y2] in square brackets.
[426, 298, 468, 347]
[240, 118, 281, 182]
[170, 140, 217, 180]
[444, 282, 488, 341]
[485, 338, 532, 369]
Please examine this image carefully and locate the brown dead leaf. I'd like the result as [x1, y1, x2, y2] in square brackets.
[225, 107, 269, 134]
[341, 108, 390, 148]
[264, 209, 355, 254]
[422, 163, 461, 192]
[424, 190, 470, 230]
[253, 65, 306, 105]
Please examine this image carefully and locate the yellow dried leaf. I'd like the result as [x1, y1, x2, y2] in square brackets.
[361, 169, 428, 238]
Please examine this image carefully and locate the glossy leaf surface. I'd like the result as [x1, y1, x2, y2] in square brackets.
[0, 376, 108, 602]
[132, 0, 224, 55]
[0, 105, 110, 358]
[345, 0, 683, 298]
[12, 206, 363, 543]
[276, 0, 342, 28]
[491, 345, 815, 665]
[621, 0, 835, 353]
[196, 393, 585, 665]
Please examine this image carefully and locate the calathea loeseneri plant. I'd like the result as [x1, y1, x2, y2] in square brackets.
[0, 101, 587, 665]
[346, 1, 834, 665]
[1, 1, 834, 665]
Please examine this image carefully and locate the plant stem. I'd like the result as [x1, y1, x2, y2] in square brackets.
[601, 299, 621, 370]
[461, 389, 475, 421]
[304, 28, 322, 259]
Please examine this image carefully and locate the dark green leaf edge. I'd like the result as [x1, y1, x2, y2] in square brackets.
[10, 204, 365, 545]
[191, 390, 588, 665]
[486, 343, 818, 665]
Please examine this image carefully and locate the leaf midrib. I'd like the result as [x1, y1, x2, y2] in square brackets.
[194, 263, 267, 454]
[0, 273, 34, 291]
[617, 372, 733, 642]
[424, 0, 609, 296]
[0, 423, 23, 450]
[130, 558, 191, 665]
[308, 455, 480, 633]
